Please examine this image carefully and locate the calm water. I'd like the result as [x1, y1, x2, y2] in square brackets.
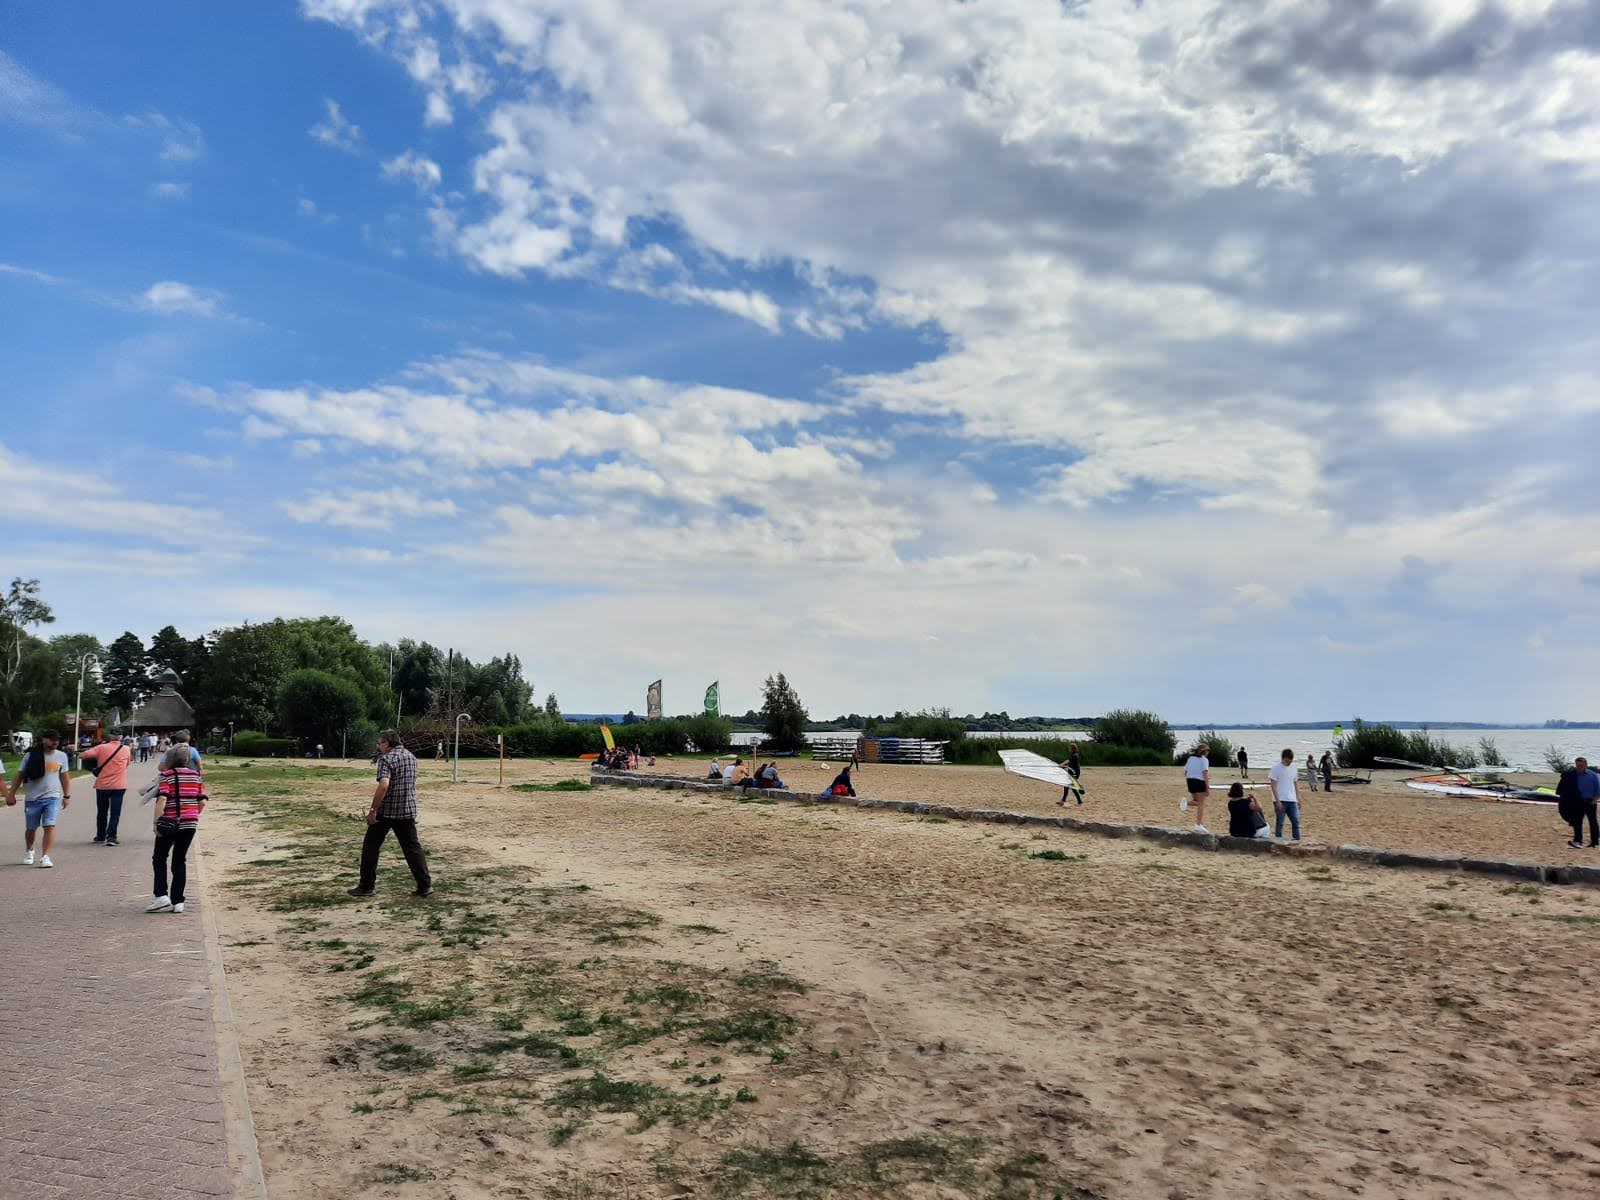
[733, 728, 1597, 771]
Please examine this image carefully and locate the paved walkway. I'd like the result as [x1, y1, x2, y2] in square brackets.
[0, 756, 239, 1199]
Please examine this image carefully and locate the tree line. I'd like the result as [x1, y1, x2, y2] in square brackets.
[0, 578, 542, 749]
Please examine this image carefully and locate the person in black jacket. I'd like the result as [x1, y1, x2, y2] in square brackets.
[1557, 757, 1600, 849]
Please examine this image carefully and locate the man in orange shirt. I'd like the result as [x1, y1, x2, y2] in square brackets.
[82, 734, 132, 846]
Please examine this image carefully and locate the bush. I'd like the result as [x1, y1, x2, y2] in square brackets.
[1173, 730, 1237, 768]
[865, 710, 967, 744]
[1334, 720, 1472, 769]
[233, 729, 297, 757]
[1092, 709, 1175, 757]
[492, 720, 606, 759]
[682, 714, 734, 755]
[277, 669, 365, 749]
[1475, 736, 1507, 767]
[1544, 745, 1574, 774]
[761, 674, 809, 753]
[944, 737, 1166, 768]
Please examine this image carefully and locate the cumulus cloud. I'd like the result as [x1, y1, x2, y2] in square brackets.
[380, 149, 442, 191]
[139, 280, 225, 318]
[281, 487, 459, 530]
[309, 97, 362, 153]
[271, 0, 1600, 716]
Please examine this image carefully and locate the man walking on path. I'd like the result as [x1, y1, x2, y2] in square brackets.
[349, 730, 432, 898]
[82, 734, 131, 845]
[1556, 756, 1600, 849]
[5, 732, 71, 867]
[1270, 748, 1302, 840]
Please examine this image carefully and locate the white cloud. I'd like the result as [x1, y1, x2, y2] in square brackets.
[0, 261, 66, 286]
[139, 280, 225, 318]
[282, 487, 459, 530]
[309, 97, 362, 153]
[380, 150, 442, 191]
[150, 181, 190, 200]
[0, 445, 229, 541]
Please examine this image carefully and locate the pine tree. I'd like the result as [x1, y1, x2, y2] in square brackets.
[760, 672, 809, 752]
[102, 631, 151, 711]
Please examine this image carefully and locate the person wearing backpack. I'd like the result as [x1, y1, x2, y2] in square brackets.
[82, 734, 132, 846]
[4, 731, 71, 868]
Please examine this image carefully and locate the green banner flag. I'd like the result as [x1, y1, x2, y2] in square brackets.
[704, 681, 719, 716]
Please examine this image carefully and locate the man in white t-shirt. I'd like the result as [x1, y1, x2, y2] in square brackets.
[1268, 748, 1302, 840]
[1181, 743, 1211, 833]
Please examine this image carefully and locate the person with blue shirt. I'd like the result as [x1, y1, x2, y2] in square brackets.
[1557, 756, 1600, 849]
[5, 731, 72, 868]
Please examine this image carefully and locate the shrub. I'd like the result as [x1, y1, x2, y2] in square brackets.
[864, 710, 967, 744]
[682, 714, 734, 755]
[276, 669, 365, 749]
[1173, 730, 1237, 769]
[1475, 736, 1507, 767]
[1544, 745, 1574, 774]
[233, 730, 297, 757]
[1335, 720, 1472, 769]
[761, 673, 809, 753]
[1092, 709, 1175, 757]
[943, 737, 1166, 768]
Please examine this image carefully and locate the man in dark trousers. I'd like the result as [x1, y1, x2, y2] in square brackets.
[1556, 756, 1600, 849]
[349, 730, 433, 898]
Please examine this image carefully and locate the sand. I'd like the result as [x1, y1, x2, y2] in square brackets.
[204, 758, 1600, 1199]
[630, 758, 1581, 864]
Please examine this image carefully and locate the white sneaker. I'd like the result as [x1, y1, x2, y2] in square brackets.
[1194, 825, 1210, 835]
[22, 849, 34, 865]
[1179, 798, 1189, 812]
[172, 902, 185, 913]
[37, 855, 53, 868]
[146, 895, 173, 913]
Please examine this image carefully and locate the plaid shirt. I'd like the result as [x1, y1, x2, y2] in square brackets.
[375, 745, 419, 820]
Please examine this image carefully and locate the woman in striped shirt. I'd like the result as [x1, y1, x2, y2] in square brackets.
[146, 745, 207, 914]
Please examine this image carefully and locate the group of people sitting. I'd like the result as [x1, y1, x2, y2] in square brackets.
[595, 745, 653, 771]
[708, 757, 789, 790]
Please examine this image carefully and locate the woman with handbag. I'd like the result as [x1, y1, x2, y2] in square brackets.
[146, 745, 206, 914]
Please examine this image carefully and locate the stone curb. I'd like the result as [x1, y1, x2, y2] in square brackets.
[588, 771, 1589, 887]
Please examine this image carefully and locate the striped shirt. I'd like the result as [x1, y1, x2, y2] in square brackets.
[157, 766, 207, 829]
[375, 745, 419, 820]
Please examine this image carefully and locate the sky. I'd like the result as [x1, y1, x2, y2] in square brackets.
[2, 1, 1598, 723]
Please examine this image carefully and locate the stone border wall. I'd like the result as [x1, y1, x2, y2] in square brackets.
[589, 770, 1600, 887]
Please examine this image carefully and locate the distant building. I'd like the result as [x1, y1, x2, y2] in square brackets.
[131, 668, 197, 736]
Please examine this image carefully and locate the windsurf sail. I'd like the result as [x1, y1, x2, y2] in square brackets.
[1000, 749, 1083, 797]
[600, 724, 615, 751]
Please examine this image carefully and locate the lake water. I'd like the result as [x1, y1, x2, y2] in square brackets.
[732, 728, 1597, 771]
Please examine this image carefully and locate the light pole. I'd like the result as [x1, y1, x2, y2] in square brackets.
[453, 712, 472, 783]
[228, 721, 235, 755]
[72, 652, 98, 757]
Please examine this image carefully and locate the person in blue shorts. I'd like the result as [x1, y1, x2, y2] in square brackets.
[5, 732, 72, 868]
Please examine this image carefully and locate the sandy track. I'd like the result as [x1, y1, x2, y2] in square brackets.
[209, 760, 1600, 1199]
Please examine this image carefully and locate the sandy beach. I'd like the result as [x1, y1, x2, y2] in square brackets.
[201, 757, 1600, 1199]
[627, 758, 1582, 864]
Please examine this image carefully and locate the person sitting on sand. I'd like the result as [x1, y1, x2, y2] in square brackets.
[1181, 743, 1211, 834]
[724, 758, 749, 785]
[1226, 782, 1269, 839]
[825, 765, 856, 798]
[707, 759, 725, 780]
[754, 762, 785, 789]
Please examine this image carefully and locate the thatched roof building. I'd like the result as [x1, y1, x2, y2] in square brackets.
[131, 669, 196, 733]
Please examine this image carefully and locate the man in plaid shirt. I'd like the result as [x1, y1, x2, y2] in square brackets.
[349, 730, 433, 898]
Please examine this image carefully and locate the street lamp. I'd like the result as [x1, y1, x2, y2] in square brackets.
[453, 712, 472, 783]
[72, 652, 98, 757]
[228, 721, 235, 755]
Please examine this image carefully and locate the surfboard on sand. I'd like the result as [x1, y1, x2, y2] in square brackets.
[1000, 749, 1084, 799]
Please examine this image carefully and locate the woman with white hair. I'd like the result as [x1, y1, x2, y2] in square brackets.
[146, 744, 207, 914]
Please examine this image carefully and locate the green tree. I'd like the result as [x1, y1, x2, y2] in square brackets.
[147, 625, 212, 697]
[49, 634, 108, 717]
[760, 672, 809, 752]
[276, 669, 366, 749]
[1, 577, 53, 691]
[458, 653, 533, 726]
[393, 639, 445, 717]
[198, 622, 296, 731]
[101, 632, 151, 711]
[543, 692, 561, 718]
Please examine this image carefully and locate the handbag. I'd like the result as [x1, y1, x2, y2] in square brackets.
[88, 741, 125, 778]
[155, 772, 181, 836]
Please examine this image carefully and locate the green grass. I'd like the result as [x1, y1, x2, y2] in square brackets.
[511, 780, 592, 792]
[1029, 850, 1086, 862]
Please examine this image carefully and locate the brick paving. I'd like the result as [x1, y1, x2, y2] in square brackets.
[0, 757, 236, 1199]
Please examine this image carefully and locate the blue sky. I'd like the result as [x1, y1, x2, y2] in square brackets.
[3, 1, 1598, 722]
